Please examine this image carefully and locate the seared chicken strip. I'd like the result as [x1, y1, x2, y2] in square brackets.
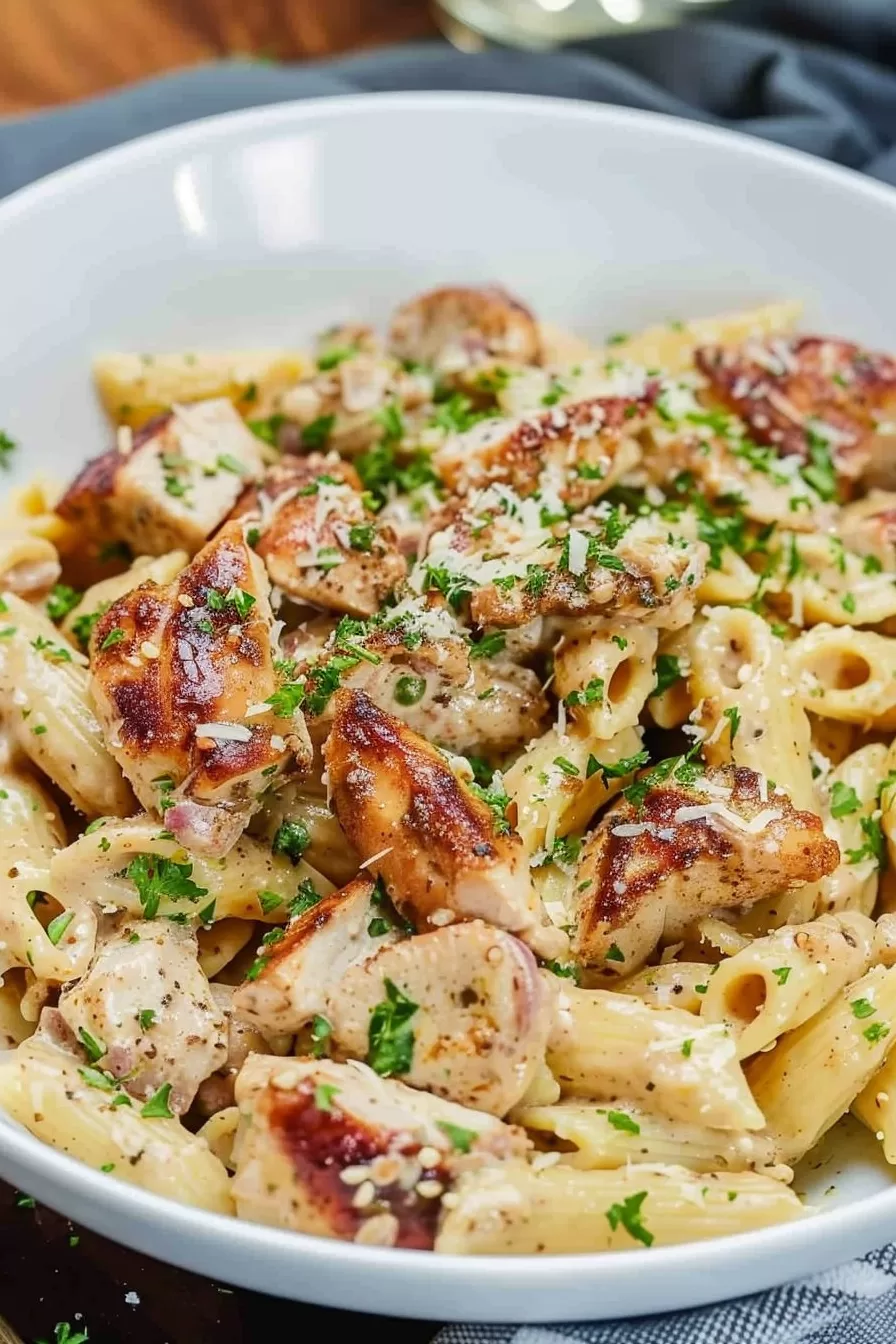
[298, 601, 547, 755]
[90, 521, 311, 857]
[231, 454, 406, 617]
[56, 920, 228, 1115]
[419, 488, 706, 631]
[572, 764, 840, 974]
[232, 1055, 528, 1246]
[276, 355, 434, 457]
[333, 922, 554, 1116]
[324, 690, 567, 960]
[56, 399, 265, 557]
[695, 336, 896, 494]
[433, 389, 656, 504]
[234, 876, 402, 1035]
[387, 284, 541, 378]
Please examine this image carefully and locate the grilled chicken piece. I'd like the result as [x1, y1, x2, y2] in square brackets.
[839, 491, 896, 571]
[433, 390, 656, 504]
[56, 399, 265, 557]
[333, 922, 554, 1116]
[232, 454, 406, 617]
[573, 764, 840, 974]
[234, 876, 401, 1035]
[193, 984, 292, 1119]
[56, 920, 228, 1115]
[277, 355, 434, 456]
[695, 336, 896, 493]
[423, 492, 706, 631]
[90, 522, 311, 857]
[232, 1055, 528, 1245]
[324, 690, 567, 960]
[387, 284, 541, 378]
[299, 603, 547, 755]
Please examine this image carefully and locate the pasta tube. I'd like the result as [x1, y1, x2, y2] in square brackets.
[787, 625, 896, 730]
[0, 1038, 233, 1214]
[435, 1162, 803, 1254]
[547, 982, 764, 1130]
[747, 964, 896, 1163]
[700, 912, 875, 1058]
[515, 1102, 777, 1174]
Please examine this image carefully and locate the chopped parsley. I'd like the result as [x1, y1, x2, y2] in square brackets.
[554, 756, 579, 778]
[0, 430, 17, 467]
[607, 1111, 640, 1135]
[605, 1190, 653, 1247]
[317, 345, 358, 370]
[348, 522, 376, 553]
[77, 1028, 105, 1063]
[355, 440, 439, 506]
[367, 978, 418, 1076]
[437, 1120, 477, 1153]
[802, 427, 838, 501]
[46, 584, 82, 622]
[140, 1083, 174, 1118]
[247, 413, 285, 446]
[314, 1083, 340, 1112]
[468, 631, 506, 660]
[124, 854, 208, 920]
[78, 1067, 117, 1092]
[272, 819, 310, 864]
[651, 653, 683, 698]
[586, 749, 650, 784]
[564, 677, 605, 709]
[310, 1014, 332, 1058]
[543, 959, 581, 983]
[830, 782, 861, 819]
[46, 910, 75, 946]
[864, 1022, 890, 1045]
[469, 779, 512, 835]
[99, 627, 126, 651]
[681, 1039, 693, 1058]
[772, 966, 791, 985]
[265, 681, 305, 716]
[606, 943, 625, 963]
[723, 705, 741, 742]
[138, 1009, 156, 1031]
[851, 998, 876, 1019]
[301, 414, 336, 450]
[846, 815, 886, 870]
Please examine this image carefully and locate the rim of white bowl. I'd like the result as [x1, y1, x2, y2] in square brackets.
[0, 89, 895, 1308]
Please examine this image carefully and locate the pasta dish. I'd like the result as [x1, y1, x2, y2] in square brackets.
[1, 284, 896, 1255]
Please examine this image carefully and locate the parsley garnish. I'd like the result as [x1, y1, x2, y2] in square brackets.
[846, 815, 886, 870]
[772, 966, 791, 985]
[864, 1022, 890, 1045]
[78, 1028, 105, 1063]
[265, 681, 305, 716]
[564, 677, 605, 709]
[437, 1121, 477, 1153]
[314, 1083, 340, 1112]
[138, 1009, 156, 1031]
[0, 431, 17, 468]
[830, 782, 861, 819]
[652, 653, 683, 698]
[125, 854, 208, 920]
[469, 779, 511, 835]
[317, 345, 358, 371]
[606, 943, 625, 963]
[272, 819, 310, 865]
[469, 631, 506, 660]
[140, 1083, 174, 1118]
[367, 978, 418, 1076]
[290, 879, 323, 919]
[543, 959, 581, 983]
[586, 750, 650, 785]
[851, 998, 876, 1019]
[607, 1111, 640, 1135]
[46, 910, 75, 946]
[802, 427, 838, 501]
[605, 1190, 653, 1247]
[723, 705, 741, 742]
[681, 1039, 693, 1058]
[310, 1014, 332, 1058]
[46, 584, 82, 622]
[247, 413, 285, 446]
[348, 522, 375, 553]
[99, 627, 126, 651]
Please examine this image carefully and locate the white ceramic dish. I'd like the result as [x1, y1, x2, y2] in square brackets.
[1, 91, 896, 1322]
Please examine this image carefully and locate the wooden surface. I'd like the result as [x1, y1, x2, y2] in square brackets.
[0, 0, 437, 113]
[0, 1179, 442, 1342]
[0, 4, 445, 1340]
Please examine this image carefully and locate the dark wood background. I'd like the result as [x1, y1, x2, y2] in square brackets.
[0, 0, 438, 113]
[0, 11, 446, 1340]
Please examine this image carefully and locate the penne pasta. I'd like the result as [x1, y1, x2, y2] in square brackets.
[747, 964, 896, 1163]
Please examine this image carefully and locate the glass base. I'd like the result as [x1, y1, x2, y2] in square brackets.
[433, 0, 721, 51]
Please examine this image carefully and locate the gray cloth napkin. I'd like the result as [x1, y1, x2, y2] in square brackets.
[3, 4, 896, 1339]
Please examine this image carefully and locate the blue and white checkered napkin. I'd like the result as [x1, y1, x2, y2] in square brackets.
[2, 5, 896, 1334]
[437, 1244, 896, 1343]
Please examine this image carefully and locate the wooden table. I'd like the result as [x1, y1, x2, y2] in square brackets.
[0, 0, 437, 113]
[0, 4, 445, 1339]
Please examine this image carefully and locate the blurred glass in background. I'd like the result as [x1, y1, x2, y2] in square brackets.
[434, 0, 727, 49]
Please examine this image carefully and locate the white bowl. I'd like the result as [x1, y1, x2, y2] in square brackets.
[1, 91, 896, 1322]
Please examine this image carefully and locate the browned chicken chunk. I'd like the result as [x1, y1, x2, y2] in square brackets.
[298, 603, 547, 755]
[333, 922, 554, 1116]
[57, 399, 265, 556]
[388, 284, 541, 377]
[193, 984, 292, 1119]
[276, 355, 434, 456]
[90, 521, 310, 857]
[573, 764, 840, 973]
[232, 454, 406, 617]
[234, 876, 402, 1036]
[324, 690, 567, 960]
[231, 1055, 528, 1245]
[433, 390, 656, 504]
[56, 920, 228, 1115]
[695, 337, 896, 493]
